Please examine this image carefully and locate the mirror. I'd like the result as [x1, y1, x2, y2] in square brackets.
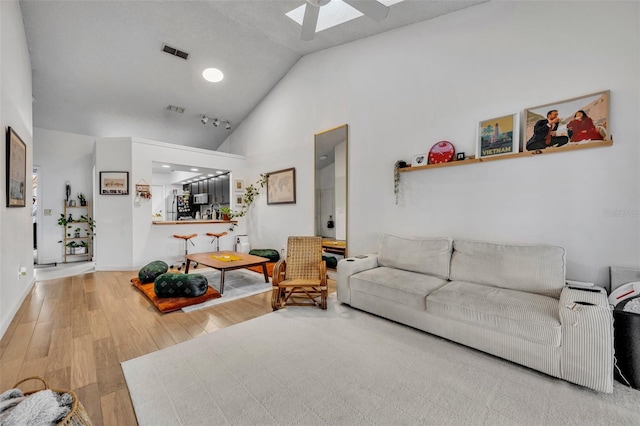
[315, 124, 348, 264]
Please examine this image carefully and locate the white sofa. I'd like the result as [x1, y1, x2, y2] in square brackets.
[337, 234, 614, 393]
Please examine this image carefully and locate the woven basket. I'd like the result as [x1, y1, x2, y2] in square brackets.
[12, 376, 92, 426]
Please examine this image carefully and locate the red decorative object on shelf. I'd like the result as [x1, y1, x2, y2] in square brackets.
[428, 141, 455, 164]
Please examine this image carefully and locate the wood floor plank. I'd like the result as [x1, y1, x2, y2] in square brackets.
[75, 382, 104, 426]
[101, 387, 137, 426]
[93, 337, 125, 396]
[24, 321, 53, 359]
[46, 326, 72, 372]
[17, 358, 49, 389]
[71, 334, 97, 389]
[1, 321, 36, 362]
[0, 359, 23, 391]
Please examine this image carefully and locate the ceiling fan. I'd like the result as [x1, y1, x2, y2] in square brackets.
[301, 0, 390, 41]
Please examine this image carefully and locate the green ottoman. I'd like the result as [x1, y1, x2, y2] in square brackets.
[249, 249, 280, 262]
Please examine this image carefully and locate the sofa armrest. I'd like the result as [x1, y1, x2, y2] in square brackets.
[337, 255, 379, 305]
[559, 286, 614, 393]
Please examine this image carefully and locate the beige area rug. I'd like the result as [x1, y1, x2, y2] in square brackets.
[122, 296, 640, 425]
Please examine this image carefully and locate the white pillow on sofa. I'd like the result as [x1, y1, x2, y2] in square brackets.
[378, 234, 453, 279]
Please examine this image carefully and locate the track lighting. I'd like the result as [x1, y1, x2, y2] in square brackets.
[199, 115, 232, 130]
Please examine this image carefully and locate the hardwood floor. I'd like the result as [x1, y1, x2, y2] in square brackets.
[0, 270, 336, 425]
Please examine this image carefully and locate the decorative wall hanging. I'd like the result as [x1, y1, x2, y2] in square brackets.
[524, 91, 610, 152]
[100, 171, 129, 195]
[266, 167, 296, 205]
[477, 114, 519, 158]
[6, 127, 26, 207]
[135, 181, 152, 199]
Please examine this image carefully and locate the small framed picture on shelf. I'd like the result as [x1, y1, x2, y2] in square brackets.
[477, 114, 519, 159]
[411, 153, 427, 167]
[456, 152, 465, 161]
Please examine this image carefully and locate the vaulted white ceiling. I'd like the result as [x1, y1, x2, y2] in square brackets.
[21, 0, 485, 150]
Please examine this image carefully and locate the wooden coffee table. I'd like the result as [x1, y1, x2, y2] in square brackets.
[185, 251, 270, 294]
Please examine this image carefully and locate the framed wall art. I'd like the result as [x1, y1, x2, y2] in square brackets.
[233, 179, 245, 191]
[524, 91, 610, 152]
[411, 153, 427, 167]
[266, 167, 296, 205]
[235, 193, 245, 208]
[6, 127, 27, 207]
[477, 114, 519, 159]
[100, 171, 129, 195]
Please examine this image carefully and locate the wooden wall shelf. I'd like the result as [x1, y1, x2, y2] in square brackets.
[399, 140, 613, 173]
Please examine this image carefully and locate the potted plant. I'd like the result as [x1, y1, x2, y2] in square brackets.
[65, 241, 78, 254]
[219, 206, 232, 221]
[77, 193, 87, 206]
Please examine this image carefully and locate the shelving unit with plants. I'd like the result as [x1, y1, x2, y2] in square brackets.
[58, 199, 95, 263]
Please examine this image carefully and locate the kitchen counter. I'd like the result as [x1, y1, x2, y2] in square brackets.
[152, 220, 237, 225]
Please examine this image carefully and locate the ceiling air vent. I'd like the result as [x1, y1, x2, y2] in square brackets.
[162, 44, 189, 60]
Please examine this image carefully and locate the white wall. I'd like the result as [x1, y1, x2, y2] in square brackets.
[118, 138, 247, 268]
[0, 0, 34, 337]
[94, 137, 133, 270]
[222, 1, 640, 286]
[33, 128, 95, 264]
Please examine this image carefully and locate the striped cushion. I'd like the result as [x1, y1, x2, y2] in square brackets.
[351, 267, 447, 310]
[450, 240, 566, 298]
[427, 281, 561, 346]
[378, 234, 452, 279]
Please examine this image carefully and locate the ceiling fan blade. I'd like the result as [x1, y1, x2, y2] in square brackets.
[301, 3, 320, 41]
[343, 0, 389, 22]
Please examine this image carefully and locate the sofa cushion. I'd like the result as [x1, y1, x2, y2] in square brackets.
[351, 267, 447, 310]
[378, 234, 452, 279]
[427, 281, 561, 346]
[450, 239, 566, 298]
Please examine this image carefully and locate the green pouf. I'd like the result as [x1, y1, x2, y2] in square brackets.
[249, 249, 280, 262]
[139, 260, 169, 283]
[154, 273, 208, 298]
[323, 255, 338, 269]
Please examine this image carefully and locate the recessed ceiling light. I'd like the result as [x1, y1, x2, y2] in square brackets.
[216, 171, 223, 174]
[191, 168, 199, 172]
[162, 164, 171, 168]
[208, 174, 214, 177]
[319, 155, 328, 160]
[202, 68, 224, 83]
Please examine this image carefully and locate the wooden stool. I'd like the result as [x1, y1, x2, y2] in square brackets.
[206, 232, 228, 252]
[171, 233, 198, 271]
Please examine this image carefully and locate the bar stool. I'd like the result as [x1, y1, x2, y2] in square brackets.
[206, 232, 228, 252]
[171, 233, 198, 271]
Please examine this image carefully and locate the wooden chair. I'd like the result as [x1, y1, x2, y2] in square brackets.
[271, 236, 327, 310]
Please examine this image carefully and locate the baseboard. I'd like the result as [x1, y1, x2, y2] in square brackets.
[96, 265, 136, 271]
[0, 277, 36, 341]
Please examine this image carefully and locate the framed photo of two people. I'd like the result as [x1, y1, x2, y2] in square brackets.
[523, 90, 610, 152]
[477, 90, 610, 158]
